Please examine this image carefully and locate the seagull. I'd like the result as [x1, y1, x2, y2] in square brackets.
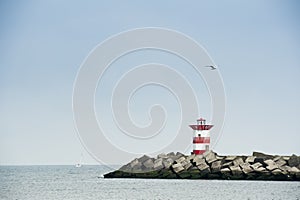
[205, 65, 216, 70]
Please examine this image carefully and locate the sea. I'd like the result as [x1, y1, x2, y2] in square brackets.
[0, 165, 299, 200]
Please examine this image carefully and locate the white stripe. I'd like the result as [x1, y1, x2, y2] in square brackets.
[193, 143, 210, 150]
[193, 130, 210, 137]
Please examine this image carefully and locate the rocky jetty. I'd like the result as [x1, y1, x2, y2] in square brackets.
[104, 151, 300, 181]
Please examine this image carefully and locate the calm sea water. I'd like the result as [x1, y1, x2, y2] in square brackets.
[0, 165, 299, 200]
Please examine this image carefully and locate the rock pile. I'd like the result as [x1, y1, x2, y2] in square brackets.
[104, 151, 300, 181]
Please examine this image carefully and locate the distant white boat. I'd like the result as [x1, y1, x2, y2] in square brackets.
[75, 153, 83, 168]
[75, 163, 82, 168]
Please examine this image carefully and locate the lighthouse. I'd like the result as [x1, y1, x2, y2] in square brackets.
[189, 118, 213, 155]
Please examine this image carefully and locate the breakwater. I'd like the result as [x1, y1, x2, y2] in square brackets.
[104, 151, 300, 181]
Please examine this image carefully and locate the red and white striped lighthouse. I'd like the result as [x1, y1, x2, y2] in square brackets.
[189, 118, 213, 155]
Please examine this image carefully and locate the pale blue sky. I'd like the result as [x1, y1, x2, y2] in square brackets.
[0, 1, 299, 165]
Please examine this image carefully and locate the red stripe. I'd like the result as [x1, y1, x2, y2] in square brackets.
[193, 150, 206, 155]
[193, 137, 210, 143]
[189, 125, 213, 130]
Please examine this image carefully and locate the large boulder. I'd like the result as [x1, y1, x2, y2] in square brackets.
[275, 158, 287, 167]
[233, 157, 244, 166]
[138, 155, 151, 163]
[153, 158, 164, 170]
[142, 158, 154, 170]
[197, 162, 211, 176]
[250, 162, 263, 170]
[211, 160, 222, 173]
[162, 158, 174, 169]
[220, 168, 231, 177]
[288, 154, 300, 167]
[157, 153, 168, 159]
[192, 155, 205, 166]
[222, 161, 233, 168]
[172, 163, 184, 174]
[252, 152, 274, 159]
[175, 156, 186, 164]
[245, 156, 256, 163]
[181, 160, 193, 170]
[229, 165, 243, 179]
[253, 166, 267, 173]
[264, 159, 278, 171]
[167, 152, 175, 157]
[240, 163, 253, 174]
[225, 156, 236, 161]
[132, 162, 143, 172]
[289, 167, 300, 179]
[204, 151, 218, 164]
[130, 158, 140, 168]
[254, 157, 266, 165]
[187, 154, 196, 161]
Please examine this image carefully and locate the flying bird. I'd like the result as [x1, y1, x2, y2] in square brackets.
[205, 65, 216, 70]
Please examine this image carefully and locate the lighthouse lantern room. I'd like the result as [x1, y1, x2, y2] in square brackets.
[189, 118, 213, 155]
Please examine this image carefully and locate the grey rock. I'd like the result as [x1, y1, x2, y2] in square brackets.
[254, 157, 265, 165]
[162, 158, 174, 169]
[138, 155, 151, 163]
[229, 165, 243, 176]
[266, 164, 278, 171]
[282, 156, 290, 161]
[233, 157, 244, 166]
[288, 154, 300, 167]
[216, 155, 224, 160]
[252, 152, 274, 159]
[211, 160, 222, 173]
[119, 164, 131, 172]
[193, 155, 204, 162]
[240, 163, 253, 174]
[254, 166, 267, 173]
[264, 159, 276, 166]
[275, 158, 286, 167]
[288, 167, 300, 179]
[251, 162, 263, 169]
[279, 165, 291, 171]
[157, 153, 168, 159]
[245, 156, 256, 163]
[222, 161, 232, 168]
[175, 156, 186, 164]
[167, 152, 175, 157]
[181, 160, 192, 170]
[130, 158, 140, 168]
[153, 158, 164, 170]
[132, 162, 143, 172]
[225, 156, 236, 161]
[288, 166, 300, 174]
[271, 169, 283, 175]
[273, 156, 281, 162]
[193, 156, 206, 166]
[220, 167, 231, 175]
[197, 162, 211, 175]
[204, 151, 217, 164]
[264, 159, 278, 171]
[172, 163, 184, 174]
[143, 159, 154, 169]
[176, 152, 185, 157]
[187, 154, 195, 161]
[278, 166, 289, 175]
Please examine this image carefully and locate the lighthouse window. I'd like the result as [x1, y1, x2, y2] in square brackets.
[198, 134, 201, 137]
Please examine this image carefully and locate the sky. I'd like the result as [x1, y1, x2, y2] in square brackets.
[0, 1, 300, 165]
